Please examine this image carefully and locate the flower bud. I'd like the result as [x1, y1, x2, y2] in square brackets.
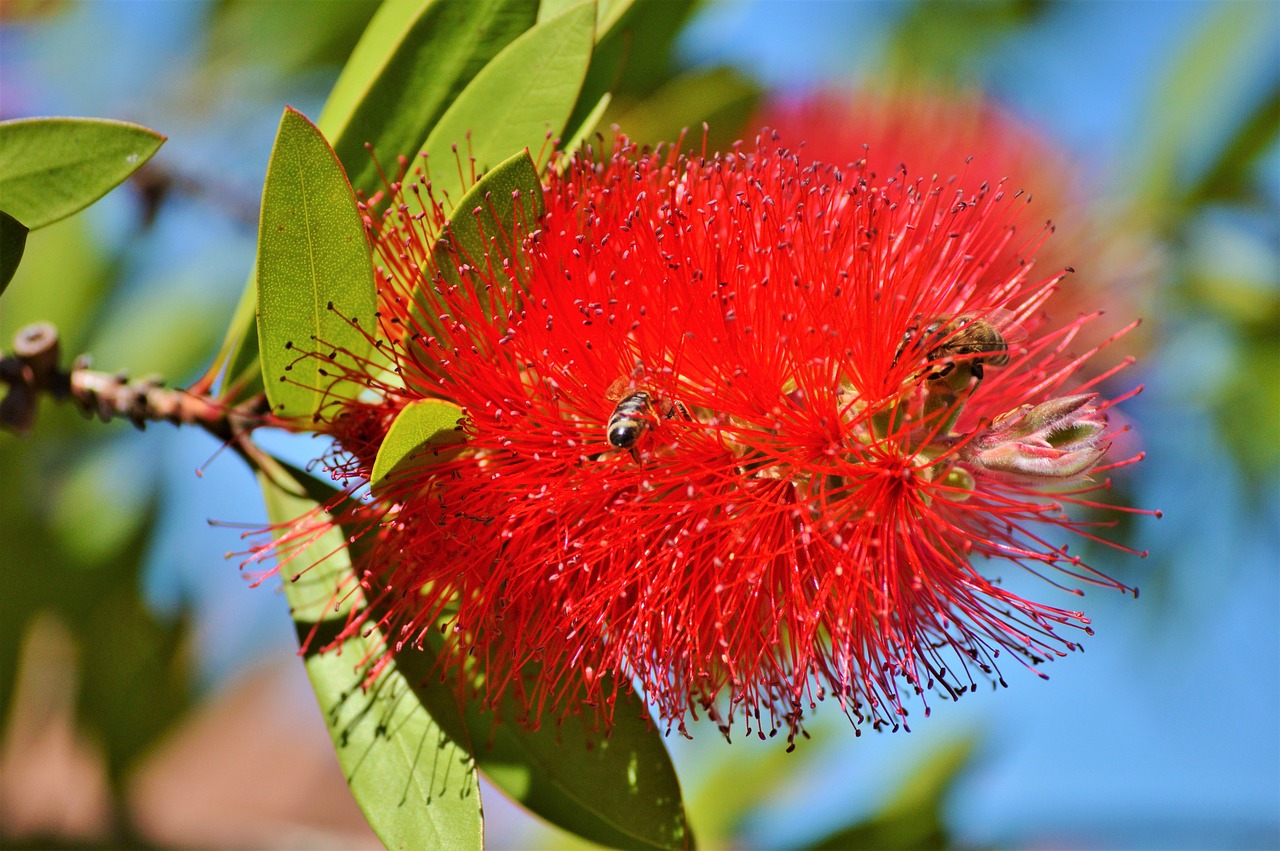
[964, 393, 1108, 481]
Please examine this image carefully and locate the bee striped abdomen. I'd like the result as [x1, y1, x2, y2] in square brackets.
[607, 391, 654, 449]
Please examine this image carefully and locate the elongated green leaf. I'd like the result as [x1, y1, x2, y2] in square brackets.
[803, 736, 978, 851]
[209, 0, 538, 410]
[540, 0, 631, 30]
[434, 148, 545, 285]
[0, 117, 165, 229]
[1133, 1, 1279, 224]
[272, 461, 692, 850]
[320, 0, 539, 197]
[609, 66, 760, 152]
[370, 398, 467, 495]
[409, 149, 544, 337]
[560, 0, 696, 145]
[404, 643, 692, 851]
[0, 211, 28, 295]
[203, 262, 265, 402]
[1184, 83, 1280, 208]
[256, 107, 378, 421]
[259, 466, 484, 851]
[418, 1, 595, 214]
[562, 92, 612, 154]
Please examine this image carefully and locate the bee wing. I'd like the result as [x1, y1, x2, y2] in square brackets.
[605, 376, 633, 401]
[987, 308, 1028, 346]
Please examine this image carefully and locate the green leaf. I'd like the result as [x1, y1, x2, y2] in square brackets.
[319, 0, 540, 198]
[205, 0, 381, 76]
[405, 657, 694, 850]
[408, 149, 544, 338]
[1184, 82, 1280, 208]
[259, 465, 484, 851]
[417, 1, 596, 214]
[270, 461, 692, 850]
[209, 0, 538, 408]
[541, 0, 631, 30]
[433, 148, 545, 286]
[255, 107, 379, 421]
[0, 117, 165, 229]
[560, 0, 697, 143]
[804, 735, 979, 851]
[1132, 1, 1279, 225]
[461, 675, 691, 850]
[370, 398, 467, 495]
[562, 92, 612, 154]
[203, 263, 265, 402]
[0, 210, 28, 295]
[608, 66, 760, 153]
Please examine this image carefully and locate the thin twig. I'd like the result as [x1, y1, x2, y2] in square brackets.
[0, 322, 269, 451]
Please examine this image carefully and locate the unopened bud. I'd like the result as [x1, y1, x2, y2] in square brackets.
[963, 394, 1108, 481]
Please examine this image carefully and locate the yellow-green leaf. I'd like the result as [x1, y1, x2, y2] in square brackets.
[255, 107, 378, 421]
[433, 148, 545, 288]
[271, 462, 692, 850]
[0, 117, 165, 229]
[258, 465, 483, 850]
[319, 0, 539, 198]
[416, 1, 596, 214]
[370, 398, 467, 496]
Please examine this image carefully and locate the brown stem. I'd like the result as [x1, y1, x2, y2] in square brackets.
[0, 322, 268, 449]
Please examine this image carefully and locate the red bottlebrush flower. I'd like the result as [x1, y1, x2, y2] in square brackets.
[267, 134, 1151, 742]
[757, 89, 1162, 361]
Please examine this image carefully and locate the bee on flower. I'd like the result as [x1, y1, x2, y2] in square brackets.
[261, 132, 1152, 743]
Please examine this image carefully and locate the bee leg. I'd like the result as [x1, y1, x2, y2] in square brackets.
[628, 447, 642, 464]
[669, 400, 693, 421]
[970, 362, 985, 382]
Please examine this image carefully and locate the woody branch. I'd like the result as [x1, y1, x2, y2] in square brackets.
[0, 321, 266, 442]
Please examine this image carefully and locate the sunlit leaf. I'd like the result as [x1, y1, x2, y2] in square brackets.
[0, 117, 165, 229]
[608, 66, 760, 152]
[417, 1, 595, 214]
[0, 210, 28, 295]
[370, 398, 466, 495]
[433, 148, 545, 288]
[562, 92, 612, 154]
[255, 107, 378, 421]
[320, 0, 539, 198]
[560, 0, 695, 147]
[881, 0, 1049, 83]
[407, 149, 545, 337]
[1184, 83, 1280, 208]
[203, 264, 264, 402]
[541, 0, 631, 30]
[258, 465, 484, 850]
[1133, 1, 1279, 225]
[271, 461, 692, 850]
[460, 676, 692, 850]
[205, 0, 381, 75]
[209, 0, 538, 408]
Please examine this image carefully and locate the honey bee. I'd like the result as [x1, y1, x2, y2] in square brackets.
[605, 376, 688, 460]
[896, 311, 1024, 382]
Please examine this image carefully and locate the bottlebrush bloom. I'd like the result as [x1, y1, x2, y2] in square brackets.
[261, 133, 1151, 743]
[757, 88, 1161, 360]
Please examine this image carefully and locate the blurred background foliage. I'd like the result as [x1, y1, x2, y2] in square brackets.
[0, 0, 1276, 848]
